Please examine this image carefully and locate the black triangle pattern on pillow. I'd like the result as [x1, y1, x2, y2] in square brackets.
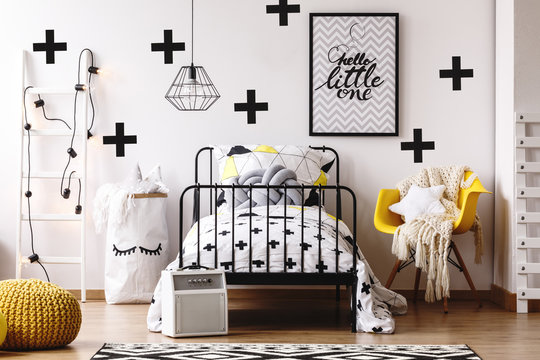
[321, 158, 335, 173]
[227, 145, 251, 156]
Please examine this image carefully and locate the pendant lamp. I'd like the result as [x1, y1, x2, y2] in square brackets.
[165, 0, 220, 111]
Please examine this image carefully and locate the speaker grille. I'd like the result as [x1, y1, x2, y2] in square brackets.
[176, 293, 225, 334]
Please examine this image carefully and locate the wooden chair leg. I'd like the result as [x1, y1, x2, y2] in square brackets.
[336, 285, 340, 302]
[443, 296, 449, 313]
[385, 259, 402, 288]
[452, 242, 482, 308]
[413, 267, 421, 303]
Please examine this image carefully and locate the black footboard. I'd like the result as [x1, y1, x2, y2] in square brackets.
[178, 147, 358, 332]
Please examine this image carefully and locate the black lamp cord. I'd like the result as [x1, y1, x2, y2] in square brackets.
[66, 170, 82, 207]
[22, 48, 96, 282]
[78, 48, 96, 134]
[191, 0, 194, 64]
[60, 89, 78, 196]
[23, 86, 50, 282]
[60, 48, 96, 196]
[36, 94, 71, 130]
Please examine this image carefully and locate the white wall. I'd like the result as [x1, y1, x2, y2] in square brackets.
[0, 0, 495, 291]
[494, 0, 515, 292]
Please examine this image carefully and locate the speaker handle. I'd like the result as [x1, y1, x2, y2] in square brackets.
[180, 265, 212, 271]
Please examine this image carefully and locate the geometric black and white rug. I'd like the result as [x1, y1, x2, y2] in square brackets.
[91, 343, 482, 360]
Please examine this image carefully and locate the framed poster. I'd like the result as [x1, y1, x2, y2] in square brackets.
[310, 13, 399, 136]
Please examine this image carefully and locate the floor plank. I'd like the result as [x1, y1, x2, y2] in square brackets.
[0, 296, 538, 359]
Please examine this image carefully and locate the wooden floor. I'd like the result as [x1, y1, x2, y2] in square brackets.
[1, 294, 539, 359]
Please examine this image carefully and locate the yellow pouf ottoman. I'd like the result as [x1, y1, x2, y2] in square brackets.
[0, 309, 6, 346]
[0, 279, 81, 350]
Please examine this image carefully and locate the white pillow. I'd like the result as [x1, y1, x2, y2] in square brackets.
[212, 145, 335, 209]
[389, 184, 446, 223]
[212, 145, 334, 185]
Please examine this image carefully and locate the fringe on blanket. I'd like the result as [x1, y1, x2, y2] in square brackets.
[391, 166, 484, 302]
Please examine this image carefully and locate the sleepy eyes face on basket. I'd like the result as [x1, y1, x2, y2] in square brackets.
[112, 243, 163, 257]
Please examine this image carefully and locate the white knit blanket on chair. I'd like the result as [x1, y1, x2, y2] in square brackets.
[391, 166, 484, 302]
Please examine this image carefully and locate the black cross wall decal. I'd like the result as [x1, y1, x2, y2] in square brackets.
[234, 90, 268, 124]
[252, 260, 265, 268]
[283, 229, 294, 236]
[151, 29, 185, 64]
[400, 128, 435, 163]
[439, 56, 474, 91]
[33, 30, 67, 64]
[266, 0, 301, 26]
[102, 122, 138, 157]
[219, 230, 231, 236]
[300, 243, 312, 251]
[251, 228, 262, 234]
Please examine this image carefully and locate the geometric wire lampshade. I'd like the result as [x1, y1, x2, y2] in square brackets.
[165, 64, 220, 111]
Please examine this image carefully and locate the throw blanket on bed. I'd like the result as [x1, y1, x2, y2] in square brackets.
[225, 165, 303, 209]
[148, 205, 408, 334]
[391, 166, 484, 302]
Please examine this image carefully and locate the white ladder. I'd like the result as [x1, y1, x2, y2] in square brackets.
[515, 112, 540, 312]
[16, 51, 89, 302]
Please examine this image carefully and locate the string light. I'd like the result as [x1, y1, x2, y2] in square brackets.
[21, 48, 100, 283]
[88, 66, 101, 75]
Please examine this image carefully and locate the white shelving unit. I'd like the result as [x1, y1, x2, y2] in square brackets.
[515, 112, 540, 312]
[16, 50, 89, 302]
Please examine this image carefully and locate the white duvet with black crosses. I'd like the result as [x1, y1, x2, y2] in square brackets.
[147, 205, 407, 333]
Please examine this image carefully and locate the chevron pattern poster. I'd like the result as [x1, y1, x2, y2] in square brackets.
[310, 13, 399, 136]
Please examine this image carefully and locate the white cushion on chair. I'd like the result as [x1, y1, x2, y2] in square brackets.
[389, 184, 446, 223]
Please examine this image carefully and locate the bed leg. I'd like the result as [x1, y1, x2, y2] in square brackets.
[351, 277, 357, 333]
[336, 285, 340, 301]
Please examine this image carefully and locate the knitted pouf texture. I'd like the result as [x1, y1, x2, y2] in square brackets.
[0, 309, 6, 346]
[0, 279, 81, 350]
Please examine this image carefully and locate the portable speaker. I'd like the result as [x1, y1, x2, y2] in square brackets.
[161, 268, 228, 338]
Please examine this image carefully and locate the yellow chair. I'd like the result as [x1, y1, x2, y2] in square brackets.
[374, 171, 491, 312]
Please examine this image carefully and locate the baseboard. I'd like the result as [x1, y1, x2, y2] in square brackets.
[68, 288, 348, 301]
[390, 289, 491, 301]
[490, 283, 540, 312]
[69, 287, 491, 302]
[68, 289, 105, 301]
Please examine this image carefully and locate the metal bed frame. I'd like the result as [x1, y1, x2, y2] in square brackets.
[178, 146, 358, 332]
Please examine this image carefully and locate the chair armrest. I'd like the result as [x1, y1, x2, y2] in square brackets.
[374, 189, 403, 234]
